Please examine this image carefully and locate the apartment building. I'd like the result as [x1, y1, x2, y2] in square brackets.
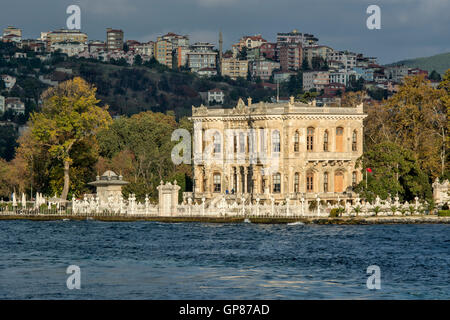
[303, 71, 330, 91]
[232, 34, 267, 53]
[159, 32, 189, 48]
[259, 42, 277, 60]
[200, 88, 225, 104]
[221, 56, 249, 79]
[50, 41, 87, 56]
[303, 45, 333, 68]
[279, 43, 302, 71]
[276, 29, 318, 46]
[384, 65, 409, 83]
[327, 51, 357, 70]
[173, 46, 189, 68]
[106, 28, 124, 51]
[155, 39, 173, 68]
[324, 83, 346, 96]
[5, 97, 25, 114]
[187, 42, 217, 73]
[329, 70, 356, 86]
[88, 40, 106, 53]
[2, 26, 22, 43]
[47, 29, 88, 48]
[249, 58, 280, 81]
[136, 41, 155, 58]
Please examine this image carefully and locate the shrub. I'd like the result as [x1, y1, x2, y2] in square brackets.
[329, 207, 344, 217]
[438, 210, 450, 217]
[308, 201, 317, 211]
[329, 208, 339, 217]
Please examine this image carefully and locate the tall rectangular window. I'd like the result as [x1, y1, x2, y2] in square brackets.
[307, 127, 314, 151]
[294, 131, 299, 152]
[323, 130, 329, 152]
[324, 172, 329, 192]
[352, 130, 357, 151]
[239, 133, 245, 153]
[336, 127, 344, 152]
[294, 173, 299, 192]
[306, 172, 314, 192]
[213, 173, 221, 192]
[272, 130, 280, 153]
[273, 173, 281, 193]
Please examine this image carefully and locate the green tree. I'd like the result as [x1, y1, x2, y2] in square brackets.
[0, 125, 18, 161]
[429, 70, 441, 81]
[355, 142, 431, 202]
[30, 77, 112, 200]
[96, 111, 192, 201]
[301, 57, 309, 71]
[134, 54, 142, 66]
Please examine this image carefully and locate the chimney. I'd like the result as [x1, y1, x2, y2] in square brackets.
[247, 97, 252, 106]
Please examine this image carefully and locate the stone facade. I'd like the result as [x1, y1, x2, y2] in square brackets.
[157, 180, 181, 216]
[88, 170, 129, 206]
[432, 178, 449, 205]
[190, 97, 367, 204]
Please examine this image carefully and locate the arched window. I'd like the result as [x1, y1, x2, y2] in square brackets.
[294, 172, 299, 192]
[233, 134, 238, 153]
[352, 130, 357, 151]
[323, 130, 329, 152]
[273, 173, 281, 193]
[294, 131, 299, 152]
[352, 171, 357, 187]
[213, 173, 221, 192]
[307, 127, 314, 151]
[323, 172, 329, 192]
[336, 127, 344, 152]
[272, 130, 280, 153]
[306, 171, 314, 192]
[213, 131, 221, 154]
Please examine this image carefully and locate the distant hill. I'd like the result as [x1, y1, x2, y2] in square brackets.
[386, 52, 450, 75]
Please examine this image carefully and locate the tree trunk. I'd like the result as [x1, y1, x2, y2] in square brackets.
[61, 160, 70, 200]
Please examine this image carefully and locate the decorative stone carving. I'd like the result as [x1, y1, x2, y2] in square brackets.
[432, 178, 449, 205]
[157, 180, 181, 216]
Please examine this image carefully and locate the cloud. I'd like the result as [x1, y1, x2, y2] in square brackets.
[0, 0, 448, 64]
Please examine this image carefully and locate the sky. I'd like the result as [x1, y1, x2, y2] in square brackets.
[1, 0, 449, 64]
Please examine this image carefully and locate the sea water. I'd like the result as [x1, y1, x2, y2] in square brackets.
[0, 220, 448, 299]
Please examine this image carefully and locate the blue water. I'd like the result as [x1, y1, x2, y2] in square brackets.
[0, 220, 448, 299]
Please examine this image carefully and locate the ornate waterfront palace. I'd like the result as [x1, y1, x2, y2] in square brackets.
[190, 97, 367, 204]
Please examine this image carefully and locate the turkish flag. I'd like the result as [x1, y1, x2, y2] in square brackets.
[366, 168, 372, 173]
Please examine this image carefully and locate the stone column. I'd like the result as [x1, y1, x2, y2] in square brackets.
[157, 180, 181, 216]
